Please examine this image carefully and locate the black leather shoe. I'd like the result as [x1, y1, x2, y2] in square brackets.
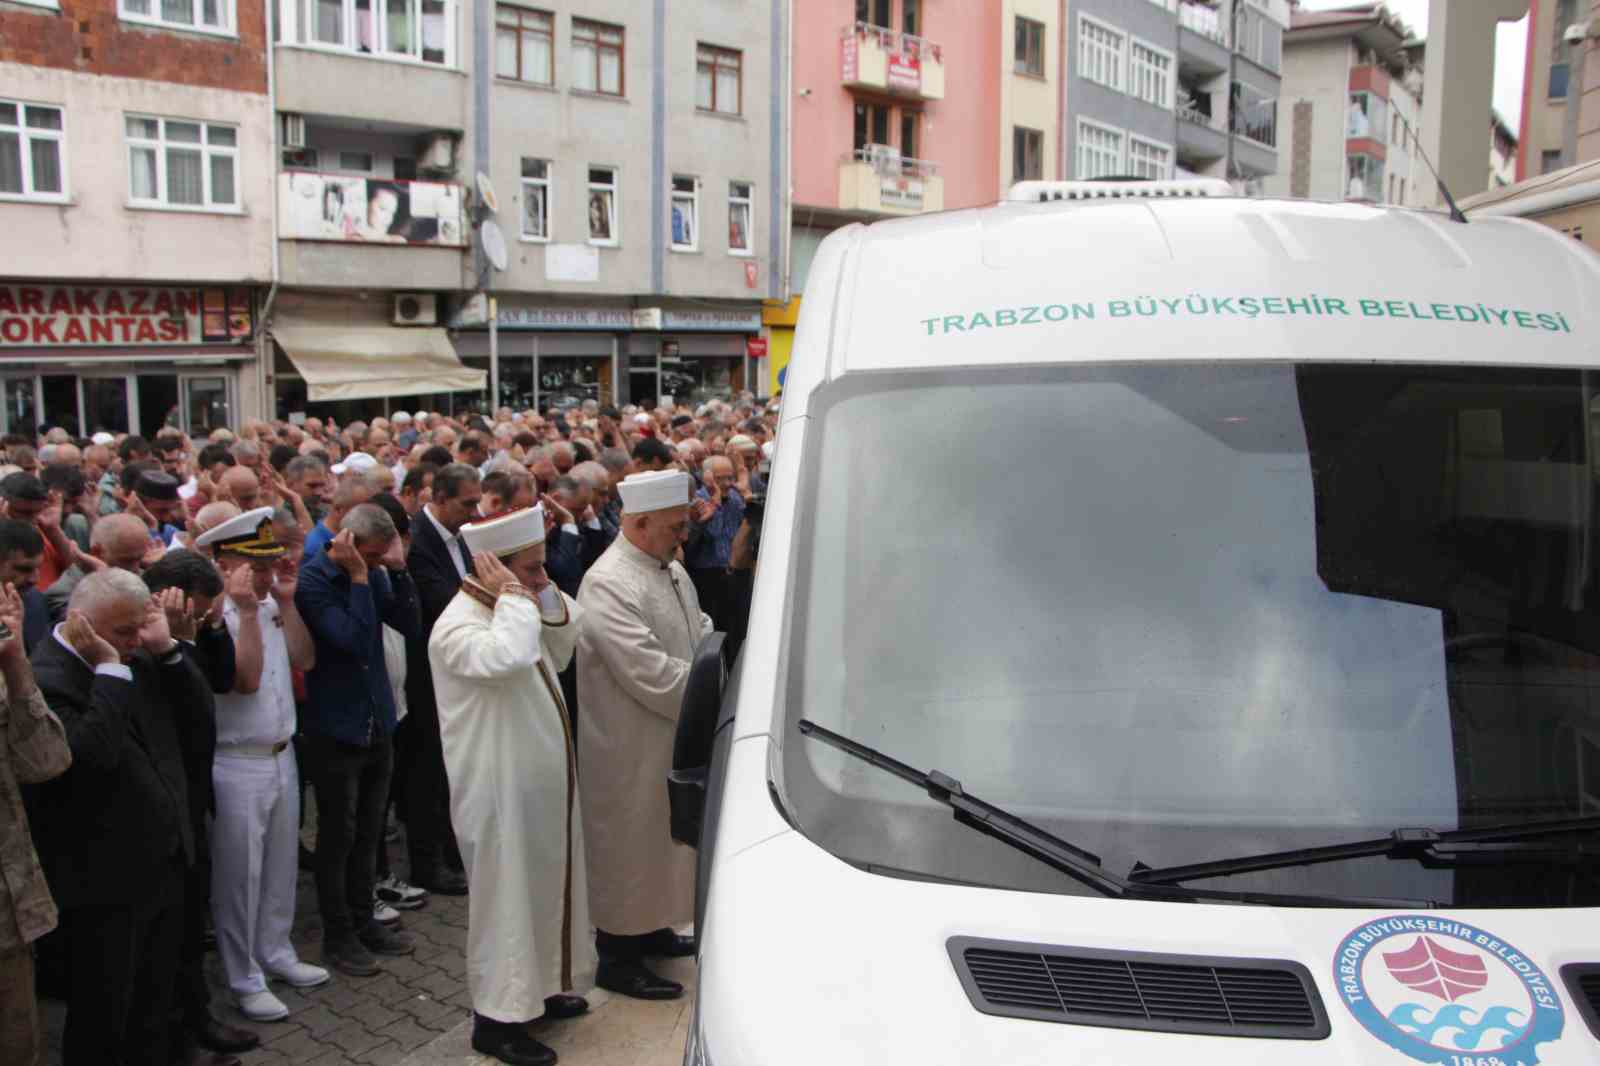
[643, 928, 697, 958]
[473, 1014, 558, 1066]
[358, 920, 415, 956]
[417, 868, 469, 896]
[195, 1013, 261, 1054]
[541, 994, 589, 1020]
[596, 959, 684, 1000]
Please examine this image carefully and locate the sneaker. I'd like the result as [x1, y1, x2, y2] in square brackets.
[375, 875, 428, 910]
[266, 960, 331, 989]
[358, 919, 415, 957]
[373, 897, 402, 926]
[237, 989, 290, 1022]
[323, 937, 380, 978]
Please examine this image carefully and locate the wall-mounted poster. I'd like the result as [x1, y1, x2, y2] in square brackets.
[278, 172, 466, 246]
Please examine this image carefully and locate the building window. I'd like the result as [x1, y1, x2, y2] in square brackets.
[120, 0, 233, 35]
[1232, 81, 1277, 147]
[902, 0, 919, 36]
[1079, 16, 1124, 91]
[587, 166, 617, 244]
[1549, 63, 1571, 99]
[297, 0, 452, 65]
[1129, 39, 1173, 109]
[520, 158, 550, 241]
[0, 101, 66, 202]
[1015, 16, 1045, 77]
[495, 5, 552, 84]
[1075, 120, 1123, 179]
[1012, 126, 1043, 182]
[573, 18, 624, 96]
[853, 101, 891, 151]
[670, 175, 698, 251]
[696, 45, 742, 115]
[1550, 0, 1576, 98]
[1346, 152, 1385, 202]
[1235, 5, 1281, 72]
[728, 180, 753, 255]
[338, 151, 373, 171]
[1347, 91, 1388, 140]
[1542, 149, 1563, 174]
[855, 0, 889, 30]
[1127, 136, 1172, 180]
[126, 115, 238, 211]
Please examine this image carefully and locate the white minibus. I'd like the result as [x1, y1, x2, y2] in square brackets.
[670, 180, 1600, 1066]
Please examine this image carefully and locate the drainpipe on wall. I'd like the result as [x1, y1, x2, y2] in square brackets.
[1224, 0, 1241, 186]
[257, 1, 282, 425]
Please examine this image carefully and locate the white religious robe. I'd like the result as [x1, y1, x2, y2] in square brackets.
[429, 581, 596, 1022]
[576, 536, 713, 935]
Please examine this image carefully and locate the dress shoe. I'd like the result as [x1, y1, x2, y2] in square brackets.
[266, 960, 332, 989]
[541, 993, 589, 1020]
[358, 919, 415, 956]
[595, 959, 684, 1000]
[472, 1013, 558, 1066]
[417, 868, 469, 896]
[323, 937, 381, 977]
[238, 990, 290, 1022]
[194, 1012, 261, 1054]
[643, 928, 697, 958]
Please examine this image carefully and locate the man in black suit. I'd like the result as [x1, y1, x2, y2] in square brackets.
[26, 568, 212, 1066]
[400, 463, 481, 896]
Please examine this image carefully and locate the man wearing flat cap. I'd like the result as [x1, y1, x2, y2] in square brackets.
[429, 505, 592, 1065]
[576, 470, 711, 1001]
[132, 467, 188, 547]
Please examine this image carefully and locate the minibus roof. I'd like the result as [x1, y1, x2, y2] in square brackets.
[784, 195, 1600, 415]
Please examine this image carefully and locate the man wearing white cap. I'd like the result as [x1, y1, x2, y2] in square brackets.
[195, 507, 328, 1023]
[429, 505, 593, 1066]
[576, 469, 710, 1001]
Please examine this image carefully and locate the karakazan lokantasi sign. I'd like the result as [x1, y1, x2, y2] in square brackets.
[0, 285, 206, 346]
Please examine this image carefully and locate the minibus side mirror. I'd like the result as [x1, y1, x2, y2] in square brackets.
[669, 632, 727, 847]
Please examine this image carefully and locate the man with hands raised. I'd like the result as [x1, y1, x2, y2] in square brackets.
[26, 568, 213, 1065]
[194, 510, 327, 1024]
[294, 504, 419, 978]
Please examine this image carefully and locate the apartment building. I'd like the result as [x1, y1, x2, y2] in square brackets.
[782, 0, 1060, 393]
[1063, 0, 1288, 190]
[0, 0, 273, 436]
[1519, 0, 1600, 177]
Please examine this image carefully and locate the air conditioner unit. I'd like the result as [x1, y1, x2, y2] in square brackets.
[419, 133, 456, 173]
[393, 293, 438, 326]
[280, 112, 307, 149]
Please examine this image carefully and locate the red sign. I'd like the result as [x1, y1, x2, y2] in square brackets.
[746, 337, 768, 358]
[744, 260, 759, 289]
[887, 51, 921, 92]
[0, 284, 252, 347]
[841, 34, 859, 82]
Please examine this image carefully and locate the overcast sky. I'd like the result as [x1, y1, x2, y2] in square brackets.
[1297, 0, 1530, 133]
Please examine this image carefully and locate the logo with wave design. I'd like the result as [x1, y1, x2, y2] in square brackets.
[1334, 916, 1565, 1066]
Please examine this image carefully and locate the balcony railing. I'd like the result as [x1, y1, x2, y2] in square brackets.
[840, 22, 945, 100]
[1179, 0, 1227, 45]
[1178, 101, 1219, 129]
[838, 148, 944, 214]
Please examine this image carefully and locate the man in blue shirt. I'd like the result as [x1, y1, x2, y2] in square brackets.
[294, 503, 420, 977]
[684, 455, 744, 634]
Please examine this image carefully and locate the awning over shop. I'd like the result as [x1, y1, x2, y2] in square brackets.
[271, 322, 485, 402]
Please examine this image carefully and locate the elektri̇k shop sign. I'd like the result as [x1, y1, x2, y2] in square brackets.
[0, 284, 209, 347]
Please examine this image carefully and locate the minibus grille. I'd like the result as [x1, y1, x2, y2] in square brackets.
[1561, 964, 1600, 1040]
[948, 938, 1330, 1039]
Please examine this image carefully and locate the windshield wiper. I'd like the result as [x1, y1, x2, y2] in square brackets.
[1128, 816, 1600, 886]
[797, 719, 1436, 909]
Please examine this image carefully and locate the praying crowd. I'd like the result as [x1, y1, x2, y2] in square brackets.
[0, 394, 778, 1066]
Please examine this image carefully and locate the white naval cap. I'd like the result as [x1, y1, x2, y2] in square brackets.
[616, 470, 692, 514]
[460, 504, 546, 559]
[194, 505, 285, 557]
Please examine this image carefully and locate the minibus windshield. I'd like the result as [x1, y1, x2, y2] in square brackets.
[780, 362, 1600, 907]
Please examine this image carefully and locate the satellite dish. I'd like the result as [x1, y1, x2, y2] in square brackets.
[480, 219, 509, 272]
[476, 171, 500, 214]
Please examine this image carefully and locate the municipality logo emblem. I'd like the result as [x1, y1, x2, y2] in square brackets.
[1335, 916, 1565, 1066]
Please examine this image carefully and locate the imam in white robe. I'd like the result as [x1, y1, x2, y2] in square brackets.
[429, 581, 596, 1022]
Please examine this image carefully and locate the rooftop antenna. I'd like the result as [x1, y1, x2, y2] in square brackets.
[1399, 111, 1468, 223]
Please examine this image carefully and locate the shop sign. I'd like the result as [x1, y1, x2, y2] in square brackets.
[656, 308, 763, 333]
[495, 305, 636, 330]
[0, 284, 252, 347]
[881, 177, 925, 210]
[747, 337, 768, 358]
[887, 50, 921, 92]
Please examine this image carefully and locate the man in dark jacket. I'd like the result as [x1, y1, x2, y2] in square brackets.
[27, 568, 212, 1066]
[295, 503, 420, 977]
[400, 463, 480, 896]
[144, 550, 262, 1063]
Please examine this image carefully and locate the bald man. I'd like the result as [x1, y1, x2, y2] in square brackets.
[220, 466, 261, 513]
[43, 514, 154, 624]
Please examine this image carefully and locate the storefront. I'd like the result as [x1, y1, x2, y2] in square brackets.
[451, 300, 763, 412]
[0, 281, 257, 437]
